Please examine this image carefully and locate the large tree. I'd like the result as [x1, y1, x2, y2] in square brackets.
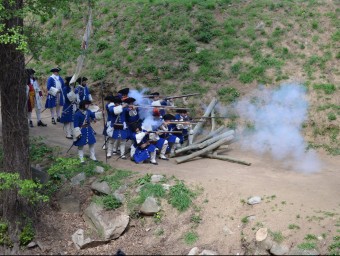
[0, 0, 91, 248]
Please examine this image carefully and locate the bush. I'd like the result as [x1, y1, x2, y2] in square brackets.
[19, 221, 35, 246]
[218, 87, 240, 103]
[96, 41, 110, 52]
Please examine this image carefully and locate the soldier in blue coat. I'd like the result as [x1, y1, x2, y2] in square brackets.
[45, 67, 65, 124]
[73, 100, 102, 163]
[159, 114, 181, 157]
[174, 109, 193, 146]
[106, 97, 128, 159]
[60, 76, 77, 139]
[75, 77, 93, 103]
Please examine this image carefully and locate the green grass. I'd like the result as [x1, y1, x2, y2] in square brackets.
[168, 181, 196, 212]
[298, 242, 317, 250]
[217, 87, 240, 104]
[304, 234, 318, 241]
[313, 83, 337, 94]
[29, 136, 56, 162]
[184, 231, 199, 245]
[241, 216, 249, 224]
[101, 169, 134, 191]
[93, 195, 122, 210]
[270, 230, 284, 243]
[288, 224, 300, 230]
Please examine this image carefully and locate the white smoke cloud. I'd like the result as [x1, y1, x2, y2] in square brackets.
[235, 83, 322, 173]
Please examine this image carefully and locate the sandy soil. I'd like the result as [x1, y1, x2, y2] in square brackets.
[21, 109, 340, 255]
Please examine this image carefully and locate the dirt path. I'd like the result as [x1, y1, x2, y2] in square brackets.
[25, 111, 340, 254]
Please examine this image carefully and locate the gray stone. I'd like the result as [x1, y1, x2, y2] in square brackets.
[113, 191, 125, 203]
[255, 21, 265, 30]
[84, 203, 129, 240]
[199, 250, 218, 255]
[270, 243, 289, 255]
[72, 229, 107, 250]
[248, 196, 262, 205]
[27, 242, 37, 248]
[136, 185, 144, 193]
[94, 166, 105, 174]
[31, 166, 49, 184]
[288, 248, 319, 255]
[188, 247, 200, 255]
[59, 195, 80, 213]
[256, 228, 268, 242]
[247, 215, 256, 221]
[223, 225, 233, 235]
[91, 181, 111, 195]
[162, 184, 171, 191]
[140, 197, 160, 215]
[151, 175, 164, 183]
[70, 172, 86, 185]
[37, 241, 50, 252]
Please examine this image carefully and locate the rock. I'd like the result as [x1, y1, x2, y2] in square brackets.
[151, 175, 164, 183]
[270, 243, 289, 255]
[223, 225, 233, 235]
[70, 172, 86, 185]
[113, 191, 125, 203]
[136, 185, 144, 193]
[145, 228, 151, 232]
[255, 21, 265, 30]
[59, 195, 81, 213]
[162, 184, 171, 191]
[27, 242, 37, 248]
[247, 215, 256, 221]
[145, 47, 152, 52]
[256, 228, 268, 242]
[94, 166, 105, 174]
[248, 196, 261, 205]
[140, 197, 160, 215]
[84, 203, 129, 240]
[288, 248, 319, 255]
[188, 247, 200, 255]
[37, 241, 50, 252]
[31, 166, 49, 184]
[199, 250, 218, 255]
[91, 181, 111, 195]
[72, 229, 107, 250]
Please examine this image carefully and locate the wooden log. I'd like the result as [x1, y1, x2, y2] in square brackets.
[192, 97, 218, 141]
[175, 130, 234, 155]
[203, 153, 251, 166]
[192, 126, 226, 145]
[211, 109, 216, 132]
[175, 135, 234, 164]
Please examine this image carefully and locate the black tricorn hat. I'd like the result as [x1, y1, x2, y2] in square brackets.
[65, 76, 73, 84]
[130, 122, 141, 132]
[79, 100, 91, 109]
[163, 114, 175, 121]
[76, 77, 88, 84]
[25, 68, 36, 75]
[50, 67, 61, 73]
[176, 109, 188, 114]
[118, 88, 130, 95]
[150, 92, 160, 96]
[123, 97, 136, 104]
[113, 96, 122, 104]
[105, 95, 116, 102]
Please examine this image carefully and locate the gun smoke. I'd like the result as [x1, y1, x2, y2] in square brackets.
[235, 83, 321, 173]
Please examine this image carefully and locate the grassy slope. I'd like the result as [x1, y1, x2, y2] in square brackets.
[29, 0, 340, 154]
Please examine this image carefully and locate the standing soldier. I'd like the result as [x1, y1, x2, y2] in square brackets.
[73, 100, 102, 163]
[75, 77, 93, 103]
[45, 67, 65, 124]
[117, 88, 130, 101]
[174, 109, 194, 146]
[60, 76, 77, 139]
[26, 69, 47, 127]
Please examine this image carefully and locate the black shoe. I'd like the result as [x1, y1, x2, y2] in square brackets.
[29, 121, 34, 128]
[66, 136, 73, 140]
[159, 156, 169, 161]
[57, 117, 61, 122]
[37, 120, 47, 127]
[150, 162, 158, 165]
[52, 118, 56, 125]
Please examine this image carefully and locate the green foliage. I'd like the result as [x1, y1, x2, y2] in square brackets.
[313, 83, 336, 94]
[190, 214, 202, 224]
[288, 224, 300, 230]
[332, 30, 340, 42]
[136, 173, 152, 185]
[270, 230, 284, 243]
[138, 183, 166, 203]
[168, 181, 195, 212]
[0, 221, 11, 246]
[217, 87, 240, 104]
[94, 195, 122, 210]
[29, 137, 55, 162]
[91, 69, 107, 81]
[298, 242, 317, 250]
[19, 221, 35, 246]
[48, 157, 108, 180]
[184, 231, 199, 245]
[0, 172, 48, 204]
[328, 112, 337, 121]
[101, 169, 133, 191]
[241, 216, 249, 224]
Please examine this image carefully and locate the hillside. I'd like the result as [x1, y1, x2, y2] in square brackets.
[28, 0, 340, 154]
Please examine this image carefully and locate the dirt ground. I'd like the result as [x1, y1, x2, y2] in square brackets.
[18, 109, 340, 255]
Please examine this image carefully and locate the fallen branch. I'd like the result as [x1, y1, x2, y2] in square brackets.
[203, 153, 251, 166]
[192, 126, 226, 145]
[175, 135, 234, 164]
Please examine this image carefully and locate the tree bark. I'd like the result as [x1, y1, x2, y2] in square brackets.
[192, 125, 226, 145]
[203, 153, 252, 166]
[0, 0, 31, 246]
[211, 109, 216, 132]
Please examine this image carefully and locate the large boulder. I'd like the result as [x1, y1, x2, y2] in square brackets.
[72, 229, 107, 250]
[84, 203, 129, 240]
[140, 197, 160, 215]
[91, 181, 111, 195]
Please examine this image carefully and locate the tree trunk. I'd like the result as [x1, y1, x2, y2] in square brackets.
[203, 153, 252, 166]
[0, 0, 31, 246]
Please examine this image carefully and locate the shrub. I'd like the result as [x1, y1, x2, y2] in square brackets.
[218, 87, 240, 103]
[19, 221, 35, 246]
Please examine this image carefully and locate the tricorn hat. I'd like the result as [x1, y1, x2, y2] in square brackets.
[163, 114, 175, 121]
[113, 96, 122, 104]
[118, 88, 130, 95]
[130, 122, 141, 132]
[123, 97, 136, 104]
[25, 68, 36, 75]
[176, 109, 188, 114]
[76, 77, 88, 84]
[79, 100, 91, 110]
[50, 67, 61, 73]
[104, 95, 116, 102]
[150, 92, 160, 96]
[65, 76, 73, 85]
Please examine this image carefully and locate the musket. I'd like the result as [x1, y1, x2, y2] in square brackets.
[147, 131, 183, 134]
[135, 105, 190, 110]
[100, 80, 108, 163]
[66, 142, 74, 154]
[191, 116, 229, 120]
[142, 93, 200, 99]
[168, 121, 198, 125]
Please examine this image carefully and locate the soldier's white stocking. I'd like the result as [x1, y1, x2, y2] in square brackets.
[130, 144, 136, 159]
[150, 151, 157, 164]
[112, 140, 118, 154]
[120, 140, 126, 157]
[64, 122, 72, 137]
[160, 140, 168, 159]
[89, 144, 96, 161]
[78, 146, 84, 163]
[106, 138, 113, 157]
